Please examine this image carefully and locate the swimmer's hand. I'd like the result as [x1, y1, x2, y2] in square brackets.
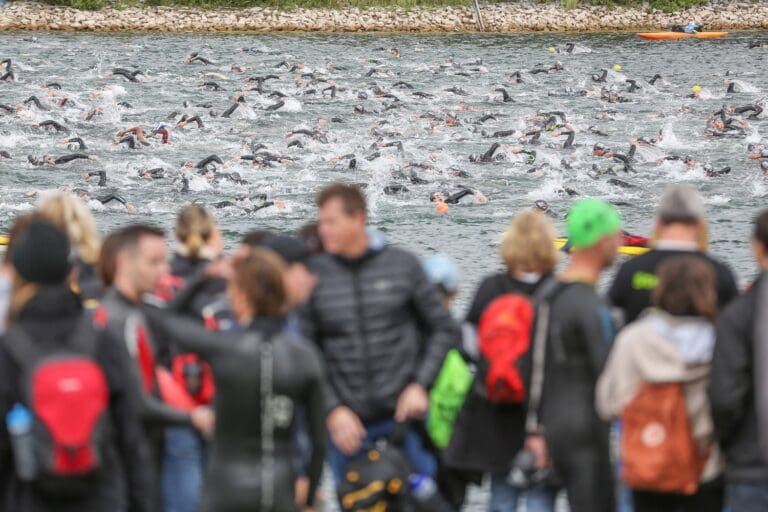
[125, 203, 136, 213]
[24, 190, 38, 198]
[274, 199, 287, 209]
[475, 191, 489, 204]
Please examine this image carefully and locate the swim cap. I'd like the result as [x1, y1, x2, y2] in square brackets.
[422, 254, 460, 295]
[613, 64, 622, 71]
[153, 122, 165, 132]
[683, 155, 694, 163]
[548, 47, 556, 53]
[593, 143, 607, 151]
[703, 163, 714, 173]
[566, 199, 622, 249]
[761, 160, 768, 171]
[534, 200, 550, 212]
[761, 149, 768, 158]
[692, 85, 702, 93]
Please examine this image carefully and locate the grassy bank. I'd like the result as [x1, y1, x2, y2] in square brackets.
[27, 0, 712, 13]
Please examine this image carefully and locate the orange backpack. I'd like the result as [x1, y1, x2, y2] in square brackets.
[621, 383, 709, 495]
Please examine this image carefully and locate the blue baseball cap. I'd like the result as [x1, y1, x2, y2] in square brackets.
[422, 254, 460, 295]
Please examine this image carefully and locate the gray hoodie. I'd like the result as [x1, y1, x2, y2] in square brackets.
[597, 309, 723, 482]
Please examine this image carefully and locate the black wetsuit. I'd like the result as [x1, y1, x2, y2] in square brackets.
[86, 170, 108, 186]
[592, 69, 608, 83]
[178, 115, 205, 128]
[112, 68, 143, 82]
[38, 120, 69, 133]
[55, 153, 91, 165]
[23, 96, 48, 111]
[195, 155, 224, 170]
[65, 137, 87, 150]
[541, 282, 615, 512]
[143, 309, 326, 512]
[97, 194, 129, 207]
[222, 103, 242, 119]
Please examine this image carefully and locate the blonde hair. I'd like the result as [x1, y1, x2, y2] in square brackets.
[37, 193, 101, 265]
[176, 205, 216, 261]
[500, 210, 559, 274]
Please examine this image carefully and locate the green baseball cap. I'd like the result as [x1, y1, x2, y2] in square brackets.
[566, 199, 622, 249]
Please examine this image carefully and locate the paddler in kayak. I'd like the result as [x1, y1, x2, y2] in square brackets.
[670, 21, 702, 33]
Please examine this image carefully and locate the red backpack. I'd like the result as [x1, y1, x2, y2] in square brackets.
[477, 277, 559, 403]
[4, 318, 109, 495]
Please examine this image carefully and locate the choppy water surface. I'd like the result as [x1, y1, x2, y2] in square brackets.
[1, 32, 766, 306]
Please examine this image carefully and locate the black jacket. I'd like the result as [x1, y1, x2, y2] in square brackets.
[0, 287, 151, 512]
[301, 242, 460, 422]
[444, 273, 545, 474]
[709, 273, 768, 482]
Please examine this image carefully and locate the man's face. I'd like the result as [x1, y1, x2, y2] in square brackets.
[123, 235, 168, 296]
[285, 263, 318, 307]
[317, 197, 365, 256]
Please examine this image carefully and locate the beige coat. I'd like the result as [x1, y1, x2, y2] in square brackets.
[596, 310, 723, 482]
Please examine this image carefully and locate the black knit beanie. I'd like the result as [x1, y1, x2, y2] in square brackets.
[11, 220, 71, 285]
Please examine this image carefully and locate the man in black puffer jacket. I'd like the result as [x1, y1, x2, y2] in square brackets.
[710, 209, 768, 512]
[300, 183, 460, 497]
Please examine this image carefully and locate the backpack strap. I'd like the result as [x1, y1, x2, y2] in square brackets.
[3, 325, 44, 371]
[524, 281, 570, 434]
[67, 316, 100, 356]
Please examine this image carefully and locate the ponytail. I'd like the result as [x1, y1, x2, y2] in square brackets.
[176, 205, 216, 262]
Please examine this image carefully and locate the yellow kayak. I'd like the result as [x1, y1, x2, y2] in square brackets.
[555, 238, 650, 257]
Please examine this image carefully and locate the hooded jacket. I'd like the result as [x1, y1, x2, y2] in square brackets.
[709, 272, 768, 482]
[0, 287, 152, 512]
[597, 310, 723, 483]
[300, 232, 460, 422]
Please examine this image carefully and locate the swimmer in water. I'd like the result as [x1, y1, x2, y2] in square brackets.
[0, 150, 11, 159]
[151, 123, 171, 144]
[31, 120, 69, 134]
[760, 160, 768, 174]
[658, 154, 695, 167]
[469, 142, 536, 163]
[22, 96, 49, 111]
[73, 188, 135, 212]
[0, 59, 14, 81]
[222, 96, 247, 118]
[83, 170, 108, 186]
[106, 68, 144, 82]
[138, 168, 166, 180]
[57, 137, 87, 151]
[183, 52, 215, 65]
[592, 69, 608, 83]
[116, 126, 151, 146]
[593, 143, 635, 172]
[176, 115, 205, 129]
[430, 186, 488, 206]
[27, 153, 96, 166]
[702, 163, 731, 177]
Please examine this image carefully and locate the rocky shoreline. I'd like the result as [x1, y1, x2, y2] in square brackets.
[1, 0, 767, 32]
